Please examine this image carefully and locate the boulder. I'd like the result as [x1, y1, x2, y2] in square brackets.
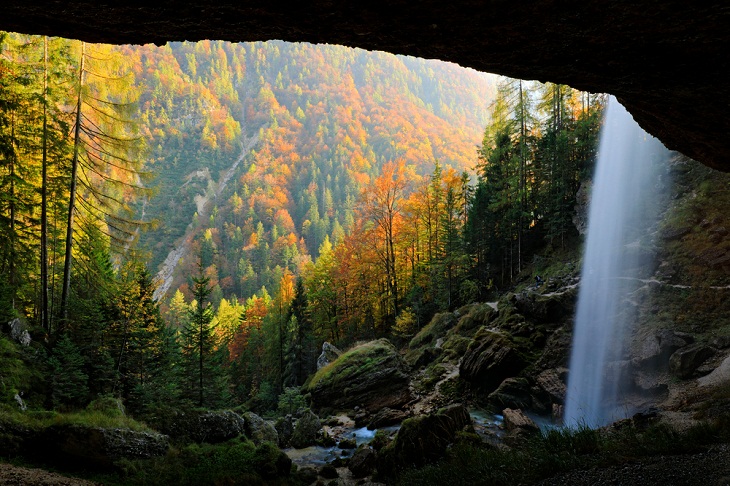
[376, 413, 457, 477]
[294, 466, 318, 484]
[338, 437, 356, 449]
[274, 414, 294, 448]
[243, 411, 279, 445]
[252, 442, 292, 479]
[367, 407, 409, 429]
[155, 409, 245, 444]
[488, 377, 533, 411]
[512, 289, 576, 323]
[437, 403, 473, 432]
[317, 341, 342, 370]
[290, 409, 321, 449]
[669, 344, 715, 379]
[535, 368, 567, 404]
[502, 408, 539, 434]
[8, 318, 31, 346]
[42, 424, 168, 468]
[635, 329, 693, 369]
[307, 339, 411, 413]
[349, 446, 376, 478]
[699, 354, 730, 387]
[459, 330, 526, 393]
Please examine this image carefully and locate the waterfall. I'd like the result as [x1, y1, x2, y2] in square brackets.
[564, 97, 668, 428]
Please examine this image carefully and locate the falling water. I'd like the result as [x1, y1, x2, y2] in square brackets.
[564, 97, 668, 428]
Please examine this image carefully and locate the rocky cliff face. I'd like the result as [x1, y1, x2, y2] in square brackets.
[2, 2, 729, 172]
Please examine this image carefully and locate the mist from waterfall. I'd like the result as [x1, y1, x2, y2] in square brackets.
[564, 97, 669, 428]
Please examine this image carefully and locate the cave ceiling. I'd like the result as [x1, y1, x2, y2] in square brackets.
[2, 1, 729, 171]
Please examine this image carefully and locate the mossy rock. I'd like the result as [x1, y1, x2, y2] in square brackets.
[252, 441, 292, 479]
[409, 313, 457, 350]
[376, 412, 459, 478]
[459, 330, 526, 393]
[441, 334, 471, 360]
[453, 303, 497, 336]
[307, 339, 410, 413]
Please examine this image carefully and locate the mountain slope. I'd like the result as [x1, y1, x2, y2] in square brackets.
[122, 40, 497, 304]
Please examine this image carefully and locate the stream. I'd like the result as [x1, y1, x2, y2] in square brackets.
[284, 409, 510, 468]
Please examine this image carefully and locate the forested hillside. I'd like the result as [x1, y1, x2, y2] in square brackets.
[119, 40, 497, 306]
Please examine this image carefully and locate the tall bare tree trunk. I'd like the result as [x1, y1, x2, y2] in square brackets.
[61, 41, 85, 322]
[41, 36, 49, 333]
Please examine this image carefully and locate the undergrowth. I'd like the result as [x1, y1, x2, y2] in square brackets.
[397, 418, 730, 485]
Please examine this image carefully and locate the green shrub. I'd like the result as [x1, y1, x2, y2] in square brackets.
[277, 387, 307, 416]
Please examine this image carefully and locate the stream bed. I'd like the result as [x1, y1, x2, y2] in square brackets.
[285, 409, 509, 468]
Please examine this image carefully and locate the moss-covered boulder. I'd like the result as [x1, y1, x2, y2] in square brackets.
[376, 412, 458, 477]
[307, 339, 411, 413]
[290, 409, 321, 449]
[459, 329, 526, 393]
[243, 411, 278, 445]
[274, 414, 294, 448]
[155, 410, 245, 444]
[252, 441, 292, 479]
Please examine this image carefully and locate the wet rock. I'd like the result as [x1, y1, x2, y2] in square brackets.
[636, 329, 694, 369]
[437, 403, 473, 432]
[291, 409, 321, 449]
[243, 411, 279, 445]
[307, 339, 411, 414]
[338, 437, 356, 449]
[460, 330, 526, 393]
[502, 408, 539, 433]
[274, 414, 294, 448]
[669, 344, 716, 379]
[488, 377, 533, 411]
[367, 407, 409, 430]
[535, 367, 568, 404]
[317, 342, 342, 370]
[42, 425, 168, 468]
[348, 446, 376, 478]
[534, 327, 572, 371]
[513, 289, 576, 323]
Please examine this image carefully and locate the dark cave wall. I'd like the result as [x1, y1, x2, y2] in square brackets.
[2, 1, 729, 171]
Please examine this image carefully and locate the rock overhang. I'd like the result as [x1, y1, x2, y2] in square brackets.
[2, 1, 729, 171]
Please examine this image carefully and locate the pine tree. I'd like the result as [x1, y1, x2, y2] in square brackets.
[181, 259, 225, 407]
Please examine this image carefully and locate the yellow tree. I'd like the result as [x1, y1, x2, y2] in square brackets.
[359, 160, 408, 328]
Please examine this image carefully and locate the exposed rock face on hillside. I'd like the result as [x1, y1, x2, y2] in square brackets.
[3, 2, 729, 172]
[307, 339, 411, 414]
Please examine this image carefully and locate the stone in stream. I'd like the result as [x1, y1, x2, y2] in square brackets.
[349, 445, 377, 478]
[502, 408, 539, 434]
[290, 409, 321, 449]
